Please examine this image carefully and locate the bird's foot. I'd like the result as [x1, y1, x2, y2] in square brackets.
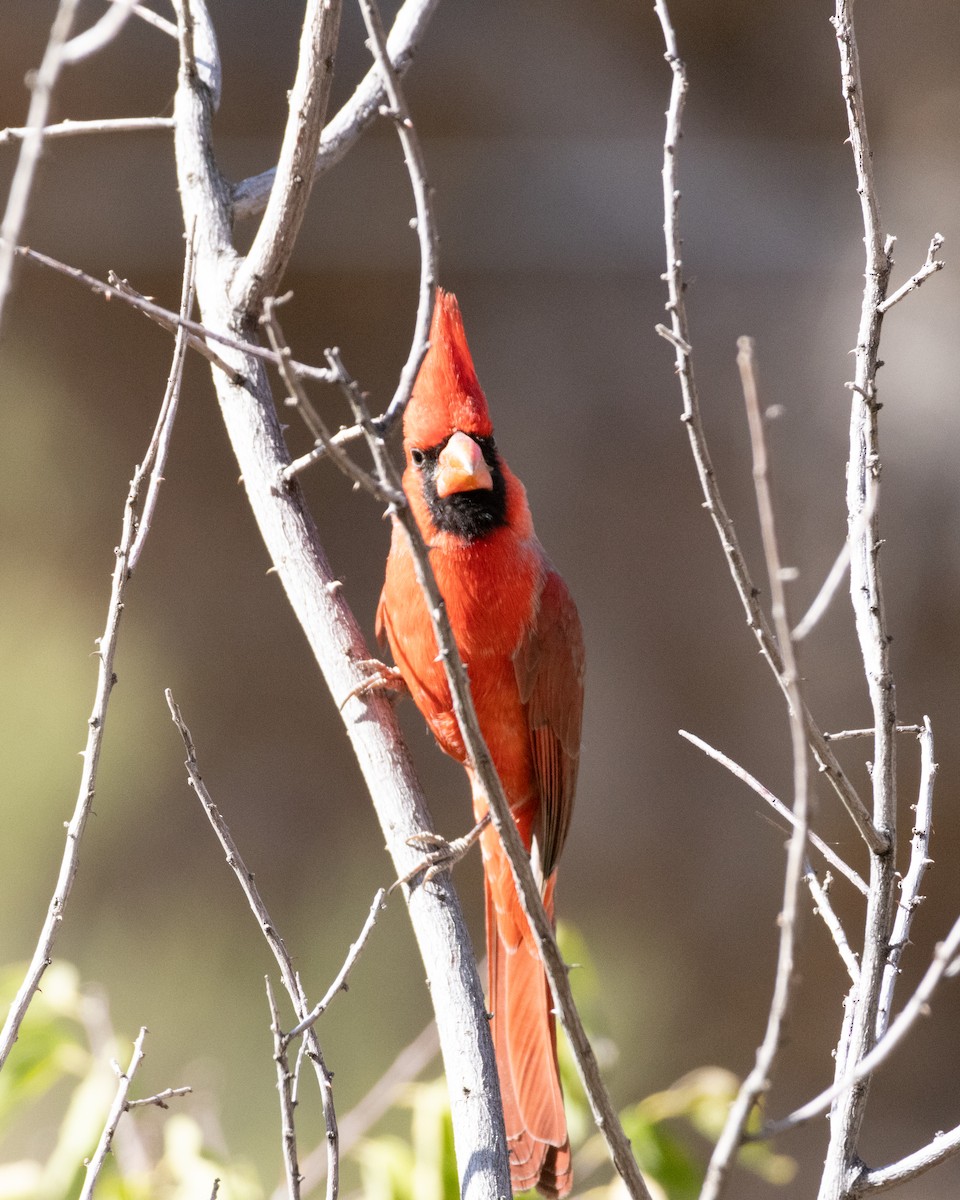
[392, 813, 492, 891]
[339, 659, 406, 711]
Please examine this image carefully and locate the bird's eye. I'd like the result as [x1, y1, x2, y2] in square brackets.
[410, 448, 425, 466]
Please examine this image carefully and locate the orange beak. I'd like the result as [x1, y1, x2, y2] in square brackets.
[435, 431, 494, 498]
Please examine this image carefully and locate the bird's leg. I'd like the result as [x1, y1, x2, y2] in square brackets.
[339, 659, 407, 710]
[391, 813, 492, 891]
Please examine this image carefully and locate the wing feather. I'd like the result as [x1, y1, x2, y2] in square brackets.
[513, 565, 584, 879]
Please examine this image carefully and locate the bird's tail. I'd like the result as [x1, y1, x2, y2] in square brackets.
[486, 875, 572, 1198]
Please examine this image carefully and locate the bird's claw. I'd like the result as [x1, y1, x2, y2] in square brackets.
[391, 814, 492, 891]
[340, 659, 406, 711]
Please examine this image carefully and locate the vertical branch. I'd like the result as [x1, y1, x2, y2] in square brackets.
[699, 341, 811, 1200]
[820, 4, 898, 1194]
[651, 0, 883, 854]
[232, 0, 342, 314]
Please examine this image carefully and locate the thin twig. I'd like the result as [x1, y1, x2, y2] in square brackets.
[232, 0, 342, 314]
[0, 0, 81, 334]
[78, 1028, 148, 1200]
[281, 1020, 440, 1198]
[0, 116, 176, 144]
[62, 0, 136, 64]
[699, 339, 811, 1200]
[268, 978, 302, 1200]
[823, 725, 923, 742]
[129, 221, 197, 571]
[0, 318, 189, 1069]
[859, 1122, 960, 1193]
[876, 718, 937, 1038]
[286, 889, 386, 1042]
[806, 870, 860, 983]
[165, 690, 342, 1200]
[678, 730, 866, 894]
[651, 0, 883, 856]
[125, 1085, 193, 1109]
[876, 234, 945, 314]
[792, 542, 849, 641]
[5, 241, 333, 383]
[261, 303, 400, 504]
[763, 912, 960, 1140]
[284, 423, 366, 481]
[357, 0, 438, 433]
[118, 0, 178, 38]
[232, 0, 442, 221]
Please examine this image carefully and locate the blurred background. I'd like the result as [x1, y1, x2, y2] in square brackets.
[2, 1, 960, 1196]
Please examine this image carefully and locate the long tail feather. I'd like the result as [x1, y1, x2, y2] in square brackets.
[486, 877, 572, 1198]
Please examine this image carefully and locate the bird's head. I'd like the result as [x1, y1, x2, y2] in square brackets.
[402, 290, 512, 541]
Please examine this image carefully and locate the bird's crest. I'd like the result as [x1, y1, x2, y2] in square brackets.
[403, 289, 494, 449]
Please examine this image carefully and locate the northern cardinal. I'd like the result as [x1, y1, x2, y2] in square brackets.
[377, 290, 584, 1198]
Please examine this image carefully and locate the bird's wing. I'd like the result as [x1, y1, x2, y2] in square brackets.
[513, 565, 584, 880]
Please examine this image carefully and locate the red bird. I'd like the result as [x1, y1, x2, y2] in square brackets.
[377, 290, 584, 1198]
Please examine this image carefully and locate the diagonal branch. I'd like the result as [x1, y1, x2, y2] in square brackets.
[232, 0, 342, 315]
[232, 0, 441, 222]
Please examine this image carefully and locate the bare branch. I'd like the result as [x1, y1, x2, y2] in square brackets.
[286, 888, 387, 1043]
[792, 540, 849, 641]
[877, 233, 945, 314]
[268, 978, 302, 1200]
[651, 0, 884, 856]
[357, 0, 438, 432]
[876, 718, 937, 1038]
[678, 730, 866, 894]
[120, 0, 178, 38]
[62, 0, 136, 64]
[0, 313, 188, 1069]
[125, 1085, 193, 1109]
[6, 241, 333, 383]
[78, 1028, 148, 1200]
[820, 2, 900, 1185]
[232, 0, 441, 221]
[0, 0, 81, 334]
[129, 221, 197, 572]
[764, 912, 960, 1140]
[261, 302, 400, 504]
[233, 0, 342, 314]
[824, 725, 923, 741]
[0, 116, 175, 144]
[284, 1021, 440, 1198]
[859, 1123, 960, 1193]
[806, 870, 861, 984]
[165, 691, 341, 1200]
[699, 338, 812, 1200]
